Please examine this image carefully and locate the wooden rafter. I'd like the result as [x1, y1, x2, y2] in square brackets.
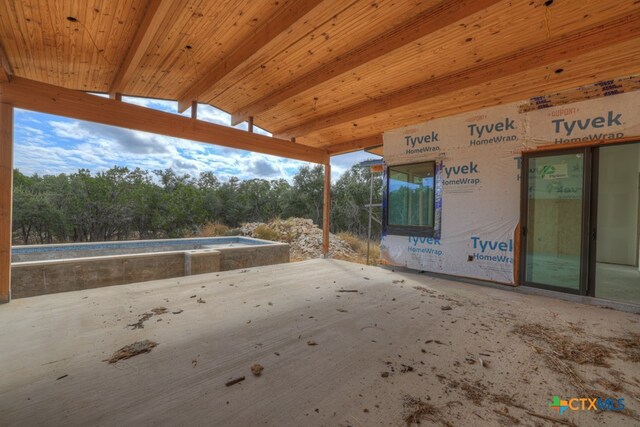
[109, 0, 178, 96]
[1, 77, 328, 164]
[230, 0, 501, 125]
[0, 42, 12, 83]
[326, 135, 383, 156]
[177, 0, 324, 113]
[275, 11, 640, 139]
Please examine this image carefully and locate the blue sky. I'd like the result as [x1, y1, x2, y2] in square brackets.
[13, 95, 379, 182]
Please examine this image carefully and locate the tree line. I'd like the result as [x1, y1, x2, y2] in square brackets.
[12, 164, 382, 245]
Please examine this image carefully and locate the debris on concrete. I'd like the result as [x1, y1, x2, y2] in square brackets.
[392, 279, 405, 284]
[307, 340, 318, 346]
[604, 332, 640, 362]
[337, 290, 358, 293]
[381, 372, 389, 378]
[55, 374, 68, 381]
[441, 305, 452, 311]
[105, 340, 158, 364]
[192, 358, 198, 368]
[127, 307, 170, 329]
[403, 395, 440, 425]
[225, 376, 245, 387]
[513, 323, 612, 367]
[250, 363, 264, 376]
[172, 309, 183, 315]
[197, 298, 206, 304]
[336, 308, 348, 313]
[127, 312, 153, 329]
[400, 364, 414, 373]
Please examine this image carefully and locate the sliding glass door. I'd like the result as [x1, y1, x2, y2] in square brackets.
[522, 142, 640, 304]
[521, 149, 590, 293]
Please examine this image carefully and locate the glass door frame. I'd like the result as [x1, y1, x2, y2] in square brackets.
[519, 147, 594, 295]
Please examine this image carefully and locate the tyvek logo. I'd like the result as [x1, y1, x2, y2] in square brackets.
[404, 131, 441, 155]
[443, 161, 480, 186]
[408, 236, 442, 257]
[468, 118, 517, 146]
[470, 236, 513, 264]
[552, 110, 625, 144]
[552, 111, 622, 136]
[404, 132, 439, 147]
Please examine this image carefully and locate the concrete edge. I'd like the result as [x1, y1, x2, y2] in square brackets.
[382, 265, 640, 315]
[11, 236, 282, 253]
[11, 248, 222, 267]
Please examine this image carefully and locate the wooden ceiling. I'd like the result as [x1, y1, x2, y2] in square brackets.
[1, 0, 639, 155]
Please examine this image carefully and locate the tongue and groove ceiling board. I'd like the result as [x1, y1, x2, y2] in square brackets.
[0, 0, 639, 155]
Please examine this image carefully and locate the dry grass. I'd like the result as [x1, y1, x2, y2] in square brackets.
[402, 395, 440, 425]
[192, 222, 229, 237]
[513, 323, 613, 367]
[604, 332, 640, 363]
[337, 231, 380, 265]
[253, 224, 279, 241]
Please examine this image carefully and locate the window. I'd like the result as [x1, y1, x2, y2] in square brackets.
[386, 161, 435, 237]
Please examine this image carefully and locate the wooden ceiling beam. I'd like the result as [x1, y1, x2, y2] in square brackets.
[177, 0, 324, 114]
[230, 0, 501, 126]
[109, 0, 178, 96]
[275, 11, 640, 139]
[1, 77, 328, 164]
[0, 42, 13, 83]
[326, 135, 383, 155]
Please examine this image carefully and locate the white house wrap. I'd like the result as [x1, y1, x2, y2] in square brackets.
[381, 86, 640, 285]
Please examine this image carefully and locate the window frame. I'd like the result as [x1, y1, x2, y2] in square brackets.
[385, 160, 436, 238]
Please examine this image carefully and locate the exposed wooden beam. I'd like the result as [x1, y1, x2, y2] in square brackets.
[327, 135, 383, 155]
[322, 162, 331, 256]
[177, 0, 324, 113]
[191, 101, 198, 120]
[0, 103, 13, 303]
[0, 77, 328, 164]
[230, 0, 501, 125]
[110, 92, 122, 101]
[109, 0, 178, 96]
[248, 116, 254, 133]
[276, 12, 640, 138]
[0, 42, 13, 83]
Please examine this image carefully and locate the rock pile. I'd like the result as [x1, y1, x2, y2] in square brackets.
[239, 218, 358, 261]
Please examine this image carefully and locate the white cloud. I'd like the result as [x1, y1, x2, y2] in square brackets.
[13, 105, 372, 182]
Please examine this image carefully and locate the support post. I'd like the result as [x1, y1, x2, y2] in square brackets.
[110, 92, 122, 101]
[366, 168, 374, 265]
[191, 101, 198, 120]
[0, 102, 13, 303]
[322, 162, 331, 257]
[247, 116, 254, 133]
